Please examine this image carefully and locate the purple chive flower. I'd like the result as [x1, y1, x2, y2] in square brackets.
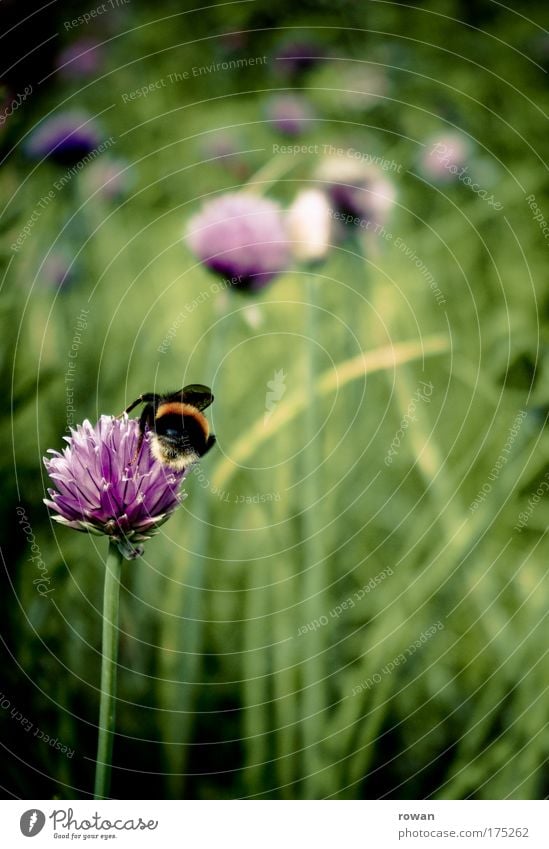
[317, 155, 396, 229]
[218, 32, 248, 52]
[420, 133, 471, 183]
[274, 40, 325, 77]
[43, 416, 187, 559]
[203, 133, 239, 160]
[41, 250, 74, 289]
[185, 192, 291, 293]
[56, 40, 103, 79]
[202, 134, 250, 179]
[26, 111, 102, 167]
[81, 157, 132, 200]
[265, 94, 315, 137]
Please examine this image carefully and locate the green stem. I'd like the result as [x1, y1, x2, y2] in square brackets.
[272, 431, 300, 796]
[94, 540, 123, 799]
[159, 294, 227, 795]
[301, 273, 326, 797]
[160, 492, 209, 797]
[245, 153, 299, 194]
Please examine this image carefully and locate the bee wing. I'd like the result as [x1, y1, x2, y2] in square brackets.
[179, 384, 214, 411]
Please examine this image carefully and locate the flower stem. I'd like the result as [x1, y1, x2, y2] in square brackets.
[301, 273, 326, 796]
[159, 294, 227, 795]
[94, 540, 123, 799]
[245, 153, 299, 193]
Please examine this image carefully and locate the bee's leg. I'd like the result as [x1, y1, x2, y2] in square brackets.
[118, 397, 142, 419]
[131, 404, 155, 464]
[119, 393, 158, 418]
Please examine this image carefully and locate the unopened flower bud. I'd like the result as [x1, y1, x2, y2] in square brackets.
[286, 189, 332, 264]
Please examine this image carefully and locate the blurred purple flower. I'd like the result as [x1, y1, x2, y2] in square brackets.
[56, 40, 103, 79]
[265, 94, 314, 137]
[185, 192, 291, 293]
[41, 250, 74, 289]
[218, 32, 248, 53]
[204, 134, 238, 160]
[274, 40, 325, 77]
[202, 133, 250, 179]
[420, 133, 471, 183]
[81, 157, 132, 200]
[43, 416, 187, 559]
[26, 111, 102, 167]
[317, 155, 396, 229]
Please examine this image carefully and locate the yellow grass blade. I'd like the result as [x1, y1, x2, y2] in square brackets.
[212, 334, 450, 491]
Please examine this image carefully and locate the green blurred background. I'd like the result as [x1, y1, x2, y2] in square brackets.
[2, 0, 549, 799]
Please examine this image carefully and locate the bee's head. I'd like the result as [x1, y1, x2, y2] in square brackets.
[155, 402, 210, 453]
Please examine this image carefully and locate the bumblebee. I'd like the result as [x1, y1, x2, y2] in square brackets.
[124, 384, 215, 470]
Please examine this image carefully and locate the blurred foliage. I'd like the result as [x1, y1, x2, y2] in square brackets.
[1, 0, 549, 800]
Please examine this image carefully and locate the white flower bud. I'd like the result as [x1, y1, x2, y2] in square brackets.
[286, 189, 332, 264]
